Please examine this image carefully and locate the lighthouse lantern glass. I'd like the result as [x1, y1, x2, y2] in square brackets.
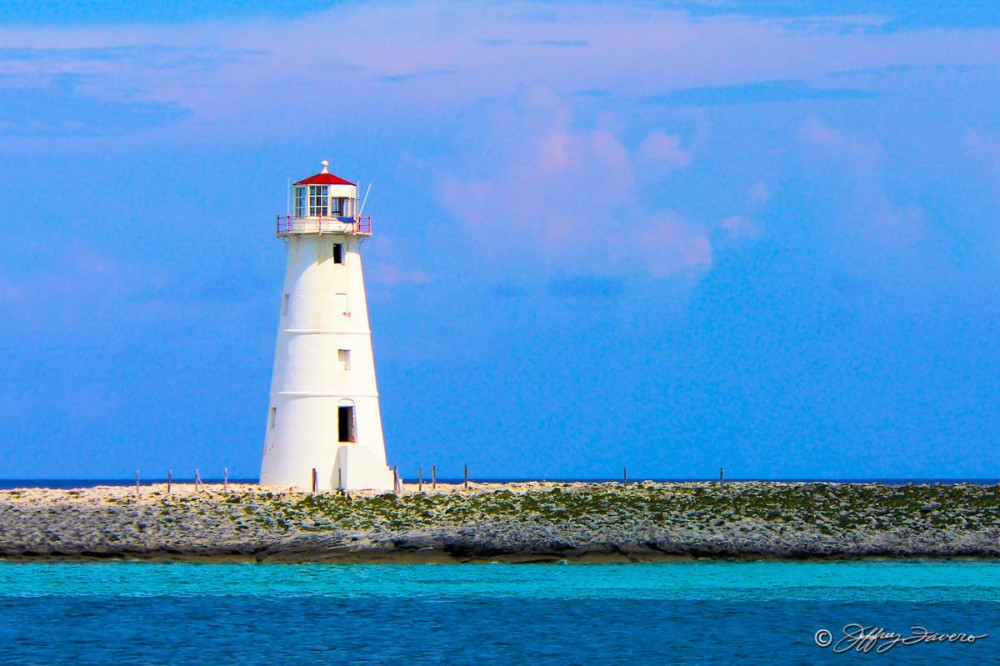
[308, 185, 329, 217]
[293, 187, 305, 217]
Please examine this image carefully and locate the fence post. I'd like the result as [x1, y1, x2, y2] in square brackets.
[623, 466, 628, 486]
[195, 468, 201, 492]
[311, 468, 318, 493]
[338, 468, 343, 492]
[464, 464, 469, 490]
[418, 466, 423, 492]
[167, 469, 172, 495]
[224, 467, 229, 493]
[432, 465, 437, 490]
[720, 467, 725, 484]
[135, 470, 140, 500]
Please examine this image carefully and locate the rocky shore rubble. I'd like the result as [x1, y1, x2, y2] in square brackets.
[1, 481, 998, 562]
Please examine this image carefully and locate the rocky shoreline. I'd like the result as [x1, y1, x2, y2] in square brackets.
[1, 481, 998, 562]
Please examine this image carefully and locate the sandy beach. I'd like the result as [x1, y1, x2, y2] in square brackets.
[1, 481, 997, 562]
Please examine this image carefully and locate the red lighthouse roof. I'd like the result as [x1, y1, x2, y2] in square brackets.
[294, 160, 355, 186]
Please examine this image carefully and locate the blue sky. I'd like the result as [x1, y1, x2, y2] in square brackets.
[1, 1, 998, 480]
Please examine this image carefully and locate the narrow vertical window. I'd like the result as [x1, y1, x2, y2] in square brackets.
[269, 407, 277, 430]
[338, 405, 356, 443]
[338, 349, 351, 371]
[333, 244, 344, 264]
[282, 293, 289, 316]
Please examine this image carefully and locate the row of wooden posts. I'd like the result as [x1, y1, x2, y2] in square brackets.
[413, 464, 464, 492]
[313, 465, 727, 492]
[405, 466, 725, 490]
[133, 465, 730, 497]
[133, 468, 228, 498]
[308, 464, 469, 493]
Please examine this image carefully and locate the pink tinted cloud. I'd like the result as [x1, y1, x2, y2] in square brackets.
[1, 3, 998, 138]
[440, 90, 714, 279]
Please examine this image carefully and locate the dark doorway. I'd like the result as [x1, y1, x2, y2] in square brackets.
[338, 405, 356, 443]
[333, 244, 344, 264]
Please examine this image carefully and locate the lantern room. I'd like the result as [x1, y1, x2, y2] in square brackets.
[293, 160, 358, 218]
[277, 160, 371, 236]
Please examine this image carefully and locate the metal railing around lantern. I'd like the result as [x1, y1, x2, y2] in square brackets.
[276, 215, 372, 236]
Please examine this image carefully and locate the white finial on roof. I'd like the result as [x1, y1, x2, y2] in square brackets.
[321, 160, 330, 173]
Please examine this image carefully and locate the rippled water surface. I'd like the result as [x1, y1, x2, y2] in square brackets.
[1, 561, 997, 664]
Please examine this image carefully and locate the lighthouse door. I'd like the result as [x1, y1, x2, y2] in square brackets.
[338, 405, 356, 443]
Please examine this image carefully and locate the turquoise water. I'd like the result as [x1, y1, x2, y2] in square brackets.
[1, 561, 997, 664]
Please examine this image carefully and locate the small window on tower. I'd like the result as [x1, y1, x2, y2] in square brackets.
[269, 407, 277, 430]
[282, 293, 289, 315]
[333, 244, 344, 264]
[331, 197, 343, 216]
[338, 405, 356, 443]
[338, 349, 351, 371]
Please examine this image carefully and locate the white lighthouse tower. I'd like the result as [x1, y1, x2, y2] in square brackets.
[260, 161, 395, 491]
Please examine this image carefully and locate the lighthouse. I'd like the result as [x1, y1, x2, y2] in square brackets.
[260, 161, 395, 491]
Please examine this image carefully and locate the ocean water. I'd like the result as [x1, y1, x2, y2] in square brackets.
[0, 561, 997, 665]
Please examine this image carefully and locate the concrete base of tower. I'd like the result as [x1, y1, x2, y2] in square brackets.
[333, 445, 395, 492]
[259, 443, 394, 492]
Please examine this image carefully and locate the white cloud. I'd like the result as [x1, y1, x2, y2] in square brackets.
[639, 132, 692, 168]
[0, 242, 270, 337]
[966, 130, 1000, 170]
[0, 243, 160, 329]
[718, 215, 760, 241]
[800, 117, 884, 171]
[796, 118, 931, 269]
[366, 236, 432, 286]
[639, 213, 713, 277]
[746, 181, 771, 206]
[0, 275, 23, 305]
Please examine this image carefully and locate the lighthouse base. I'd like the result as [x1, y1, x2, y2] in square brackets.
[333, 445, 395, 492]
[259, 444, 394, 492]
